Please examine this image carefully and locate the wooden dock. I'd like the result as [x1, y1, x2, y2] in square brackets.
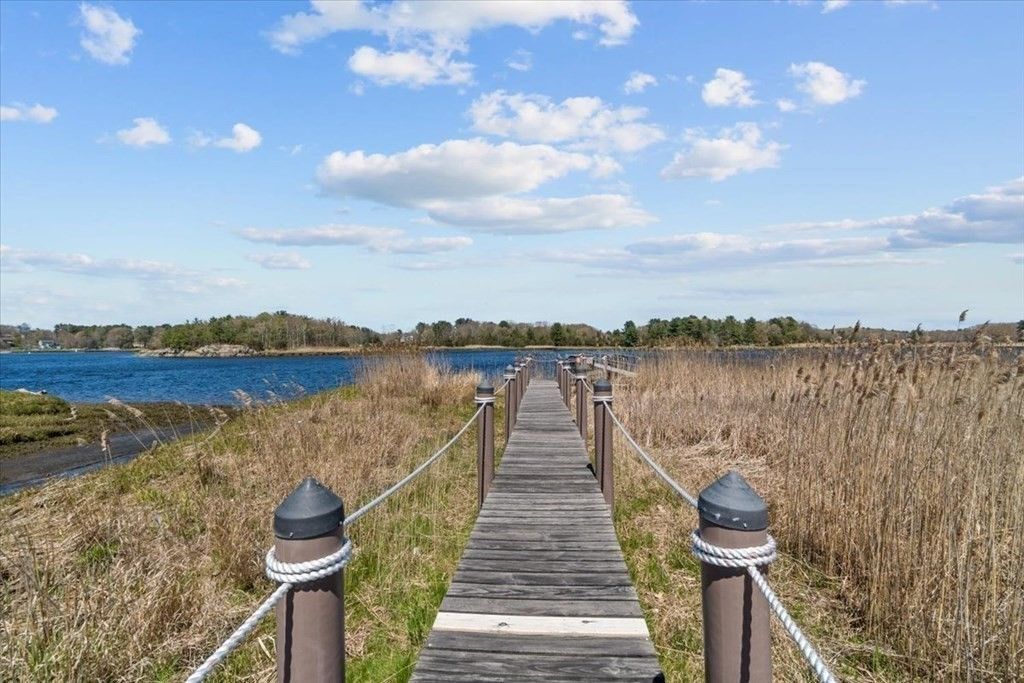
[411, 379, 662, 682]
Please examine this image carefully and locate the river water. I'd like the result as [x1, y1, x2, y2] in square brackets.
[0, 349, 598, 404]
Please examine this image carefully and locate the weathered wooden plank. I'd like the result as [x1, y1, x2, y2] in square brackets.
[411, 379, 661, 681]
[423, 630, 657, 658]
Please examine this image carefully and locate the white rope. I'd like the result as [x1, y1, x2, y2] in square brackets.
[344, 403, 484, 526]
[603, 404, 699, 509]
[186, 540, 353, 683]
[188, 404, 484, 681]
[691, 530, 837, 683]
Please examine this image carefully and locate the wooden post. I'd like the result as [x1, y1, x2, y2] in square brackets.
[505, 365, 518, 433]
[273, 478, 345, 683]
[475, 383, 495, 508]
[574, 367, 587, 439]
[516, 362, 525, 404]
[591, 380, 613, 506]
[503, 365, 516, 443]
[602, 354, 612, 381]
[698, 471, 772, 683]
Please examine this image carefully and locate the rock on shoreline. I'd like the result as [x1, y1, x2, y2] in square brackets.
[138, 344, 256, 358]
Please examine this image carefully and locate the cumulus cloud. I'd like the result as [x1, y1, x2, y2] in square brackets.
[789, 61, 865, 105]
[701, 68, 758, 107]
[268, 0, 638, 53]
[424, 194, 656, 234]
[237, 224, 473, 254]
[268, 1, 637, 88]
[0, 245, 244, 293]
[776, 98, 797, 112]
[115, 117, 171, 147]
[623, 71, 657, 94]
[661, 123, 784, 181]
[0, 103, 58, 123]
[79, 3, 140, 65]
[316, 138, 611, 206]
[348, 46, 472, 87]
[246, 252, 311, 270]
[468, 91, 665, 153]
[315, 137, 653, 235]
[192, 123, 263, 152]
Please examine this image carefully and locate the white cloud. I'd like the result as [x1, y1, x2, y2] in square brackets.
[623, 71, 657, 94]
[468, 91, 665, 153]
[217, 123, 262, 152]
[115, 117, 171, 147]
[268, 1, 637, 88]
[0, 103, 58, 123]
[775, 177, 1024, 247]
[822, 0, 850, 13]
[191, 123, 262, 152]
[317, 138, 609, 206]
[79, 3, 140, 65]
[661, 123, 784, 181]
[701, 68, 758, 107]
[348, 46, 472, 87]
[776, 98, 797, 112]
[268, 0, 638, 53]
[506, 49, 532, 72]
[423, 194, 656, 234]
[246, 252, 312, 270]
[236, 224, 473, 254]
[0, 245, 244, 293]
[789, 61, 865, 105]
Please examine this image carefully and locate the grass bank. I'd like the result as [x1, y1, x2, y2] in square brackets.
[0, 390, 212, 459]
[606, 342, 1022, 680]
[0, 356, 494, 681]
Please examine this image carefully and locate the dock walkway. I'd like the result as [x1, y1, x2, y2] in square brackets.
[411, 379, 662, 682]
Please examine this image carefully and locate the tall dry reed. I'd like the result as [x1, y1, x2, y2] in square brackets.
[0, 356, 482, 681]
[612, 342, 1023, 680]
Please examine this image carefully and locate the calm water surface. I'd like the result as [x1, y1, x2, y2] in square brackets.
[0, 349, 593, 404]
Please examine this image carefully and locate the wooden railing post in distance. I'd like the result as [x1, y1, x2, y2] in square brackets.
[574, 366, 587, 439]
[504, 365, 517, 442]
[475, 383, 495, 508]
[602, 354, 612, 381]
[698, 471, 772, 683]
[515, 362, 524, 404]
[563, 362, 572, 408]
[592, 379, 613, 506]
[273, 478, 345, 683]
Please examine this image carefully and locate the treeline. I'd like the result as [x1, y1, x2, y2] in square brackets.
[2, 313, 1021, 352]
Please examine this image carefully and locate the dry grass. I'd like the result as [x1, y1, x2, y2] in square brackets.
[0, 355, 486, 682]
[606, 342, 1023, 681]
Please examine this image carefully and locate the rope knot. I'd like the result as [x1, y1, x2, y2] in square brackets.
[265, 538, 352, 585]
[690, 530, 777, 569]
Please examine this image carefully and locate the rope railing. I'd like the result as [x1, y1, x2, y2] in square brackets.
[597, 399, 836, 683]
[187, 402, 486, 682]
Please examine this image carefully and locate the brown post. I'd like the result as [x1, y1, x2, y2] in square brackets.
[516, 362, 525, 404]
[592, 380, 613, 505]
[503, 365, 516, 442]
[698, 471, 772, 683]
[574, 367, 587, 439]
[475, 383, 495, 508]
[603, 354, 612, 381]
[274, 478, 345, 683]
[505, 362, 520, 432]
[563, 363, 571, 408]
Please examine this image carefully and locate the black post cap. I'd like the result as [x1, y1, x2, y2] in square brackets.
[274, 477, 345, 539]
[476, 383, 494, 396]
[594, 379, 613, 393]
[505, 364, 515, 373]
[697, 470, 768, 531]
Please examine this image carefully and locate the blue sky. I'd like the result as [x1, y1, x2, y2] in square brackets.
[1, 0, 1022, 332]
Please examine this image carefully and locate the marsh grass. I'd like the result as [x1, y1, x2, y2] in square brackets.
[605, 342, 1022, 680]
[0, 355, 491, 681]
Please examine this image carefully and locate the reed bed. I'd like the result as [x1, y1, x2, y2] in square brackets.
[0, 355, 483, 682]
[610, 342, 1023, 680]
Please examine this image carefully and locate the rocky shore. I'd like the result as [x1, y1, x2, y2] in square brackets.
[137, 343, 257, 358]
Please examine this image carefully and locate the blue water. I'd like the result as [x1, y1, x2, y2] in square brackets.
[0, 349, 591, 404]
